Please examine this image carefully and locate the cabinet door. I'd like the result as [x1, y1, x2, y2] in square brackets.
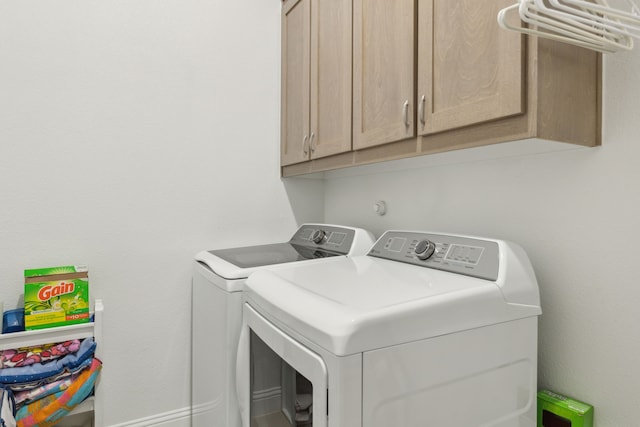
[309, 0, 352, 159]
[417, 0, 524, 136]
[281, 0, 311, 166]
[353, 0, 415, 150]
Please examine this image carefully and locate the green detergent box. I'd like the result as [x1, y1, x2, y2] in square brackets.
[24, 265, 90, 330]
[538, 390, 594, 427]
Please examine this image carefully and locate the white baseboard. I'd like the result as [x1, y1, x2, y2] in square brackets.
[252, 386, 281, 417]
[107, 406, 190, 427]
[109, 387, 280, 427]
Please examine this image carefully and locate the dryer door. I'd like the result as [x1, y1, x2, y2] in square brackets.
[237, 303, 328, 427]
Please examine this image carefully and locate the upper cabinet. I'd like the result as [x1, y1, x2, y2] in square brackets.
[352, 0, 415, 150]
[418, 0, 600, 156]
[418, 0, 524, 135]
[281, 0, 352, 166]
[281, 0, 310, 166]
[281, 0, 601, 176]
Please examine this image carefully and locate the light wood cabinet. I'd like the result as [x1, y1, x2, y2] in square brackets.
[280, 0, 352, 166]
[418, 0, 601, 156]
[280, 0, 601, 177]
[418, 0, 524, 136]
[281, 0, 310, 166]
[352, 0, 415, 150]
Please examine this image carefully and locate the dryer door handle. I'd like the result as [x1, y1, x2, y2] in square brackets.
[236, 323, 251, 427]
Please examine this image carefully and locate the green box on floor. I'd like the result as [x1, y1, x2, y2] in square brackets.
[538, 390, 593, 427]
[24, 265, 90, 330]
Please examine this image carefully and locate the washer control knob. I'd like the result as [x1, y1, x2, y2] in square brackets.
[414, 239, 436, 260]
[311, 229, 327, 244]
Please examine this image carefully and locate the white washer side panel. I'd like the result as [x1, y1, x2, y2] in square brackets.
[192, 264, 243, 427]
[363, 317, 538, 427]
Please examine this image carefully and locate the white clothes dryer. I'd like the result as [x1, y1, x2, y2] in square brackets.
[191, 224, 374, 427]
[237, 230, 542, 427]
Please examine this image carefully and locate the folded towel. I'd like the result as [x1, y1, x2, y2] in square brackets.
[8, 358, 92, 393]
[0, 341, 81, 369]
[15, 358, 101, 427]
[13, 367, 85, 407]
[0, 339, 95, 386]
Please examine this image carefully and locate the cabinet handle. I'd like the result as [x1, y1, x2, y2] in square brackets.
[310, 132, 316, 154]
[418, 95, 426, 126]
[302, 134, 309, 156]
[403, 100, 410, 128]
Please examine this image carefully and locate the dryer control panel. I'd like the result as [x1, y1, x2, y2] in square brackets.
[368, 231, 500, 281]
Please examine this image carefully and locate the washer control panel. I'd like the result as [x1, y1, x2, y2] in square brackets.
[290, 224, 356, 254]
[368, 231, 500, 281]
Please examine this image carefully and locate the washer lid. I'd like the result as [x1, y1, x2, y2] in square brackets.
[196, 243, 341, 280]
[244, 255, 541, 356]
[195, 224, 375, 280]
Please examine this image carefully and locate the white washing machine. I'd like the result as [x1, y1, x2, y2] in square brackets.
[237, 230, 542, 427]
[191, 224, 375, 427]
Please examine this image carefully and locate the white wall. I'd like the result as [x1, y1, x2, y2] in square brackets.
[3, 1, 637, 425]
[323, 51, 640, 426]
[0, 1, 322, 425]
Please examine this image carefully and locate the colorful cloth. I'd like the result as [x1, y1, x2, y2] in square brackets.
[15, 358, 101, 427]
[0, 341, 81, 369]
[6, 359, 92, 393]
[0, 338, 95, 386]
[13, 369, 82, 407]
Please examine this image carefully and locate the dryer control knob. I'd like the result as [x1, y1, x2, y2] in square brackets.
[311, 229, 327, 244]
[414, 239, 436, 260]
